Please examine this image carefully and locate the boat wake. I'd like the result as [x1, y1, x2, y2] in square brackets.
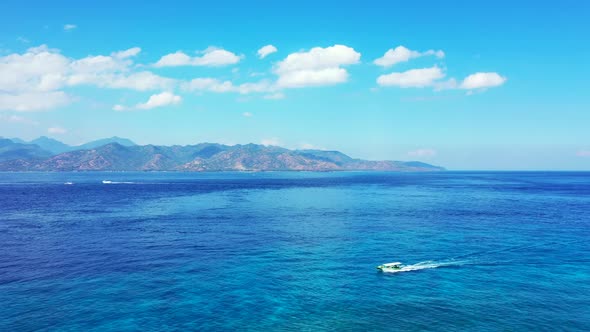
[381, 260, 467, 273]
[380, 240, 590, 274]
[102, 180, 135, 184]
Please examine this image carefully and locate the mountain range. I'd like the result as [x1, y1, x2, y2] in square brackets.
[0, 137, 444, 172]
[7, 136, 136, 154]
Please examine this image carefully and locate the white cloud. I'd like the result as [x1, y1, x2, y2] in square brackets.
[277, 68, 349, 88]
[113, 47, 141, 59]
[261, 137, 281, 146]
[460, 72, 507, 90]
[154, 51, 190, 67]
[66, 48, 175, 91]
[374, 46, 444, 67]
[195, 48, 241, 66]
[257, 45, 278, 59]
[377, 66, 445, 88]
[274, 45, 360, 88]
[372, 47, 505, 93]
[70, 53, 133, 75]
[377, 67, 506, 92]
[276, 45, 360, 73]
[0, 45, 71, 93]
[576, 150, 590, 157]
[114, 92, 181, 111]
[180, 46, 364, 96]
[48, 126, 67, 134]
[137, 92, 182, 110]
[64, 24, 77, 31]
[407, 148, 437, 157]
[0, 91, 72, 112]
[0, 45, 176, 112]
[71, 55, 123, 73]
[0, 45, 158, 93]
[242, 112, 253, 117]
[154, 47, 242, 67]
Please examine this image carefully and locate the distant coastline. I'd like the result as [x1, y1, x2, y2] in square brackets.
[0, 137, 444, 172]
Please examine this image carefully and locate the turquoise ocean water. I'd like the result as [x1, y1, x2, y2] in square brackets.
[0, 172, 589, 330]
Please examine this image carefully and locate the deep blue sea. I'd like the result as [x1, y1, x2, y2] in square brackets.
[0, 172, 589, 331]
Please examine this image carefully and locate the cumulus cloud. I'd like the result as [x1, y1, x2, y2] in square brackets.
[154, 47, 242, 67]
[64, 24, 77, 31]
[277, 68, 349, 88]
[66, 48, 175, 90]
[377, 66, 445, 88]
[138, 92, 181, 109]
[114, 92, 182, 111]
[373, 46, 506, 93]
[0, 45, 70, 93]
[407, 148, 437, 157]
[48, 126, 67, 134]
[257, 45, 278, 59]
[374, 45, 444, 67]
[460, 72, 507, 90]
[182, 45, 362, 97]
[0, 45, 176, 111]
[274, 44, 361, 88]
[377, 66, 506, 92]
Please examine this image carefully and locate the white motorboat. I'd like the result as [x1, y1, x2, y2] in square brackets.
[376, 262, 404, 273]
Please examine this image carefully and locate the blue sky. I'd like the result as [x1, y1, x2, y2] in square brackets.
[1, 0, 589, 170]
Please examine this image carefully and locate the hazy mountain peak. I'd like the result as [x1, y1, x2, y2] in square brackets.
[75, 137, 136, 150]
[29, 136, 71, 154]
[0, 139, 53, 162]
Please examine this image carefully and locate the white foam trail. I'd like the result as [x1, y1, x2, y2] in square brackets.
[382, 260, 467, 273]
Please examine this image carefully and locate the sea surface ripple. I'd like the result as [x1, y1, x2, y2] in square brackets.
[0, 171, 589, 331]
